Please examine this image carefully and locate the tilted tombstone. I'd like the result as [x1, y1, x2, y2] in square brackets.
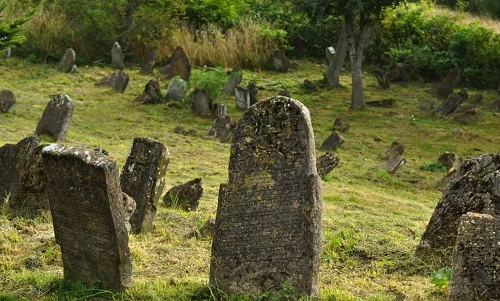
[317, 152, 340, 178]
[191, 89, 212, 117]
[163, 178, 203, 212]
[206, 117, 237, 143]
[0, 89, 16, 113]
[165, 77, 188, 101]
[58, 48, 76, 73]
[97, 73, 118, 87]
[211, 103, 227, 119]
[381, 141, 404, 160]
[333, 118, 349, 133]
[35, 94, 74, 142]
[437, 152, 461, 171]
[273, 50, 289, 72]
[111, 42, 125, 70]
[366, 99, 396, 108]
[160, 46, 191, 81]
[42, 145, 132, 291]
[381, 155, 406, 174]
[448, 213, 500, 301]
[113, 70, 129, 93]
[120, 138, 169, 234]
[434, 93, 464, 117]
[140, 50, 158, 74]
[209, 96, 322, 298]
[325, 47, 335, 65]
[223, 68, 242, 96]
[135, 80, 162, 104]
[415, 154, 500, 265]
[374, 69, 390, 89]
[434, 67, 460, 99]
[319, 131, 344, 150]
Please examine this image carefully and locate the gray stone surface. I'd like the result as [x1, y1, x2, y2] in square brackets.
[160, 46, 191, 81]
[58, 48, 76, 73]
[209, 96, 322, 298]
[319, 131, 344, 150]
[448, 213, 500, 301]
[140, 50, 158, 74]
[317, 152, 340, 178]
[224, 68, 242, 96]
[381, 141, 405, 160]
[211, 103, 227, 119]
[166, 77, 188, 101]
[438, 152, 461, 171]
[273, 50, 289, 72]
[34, 94, 74, 142]
[191, 89, 212, 117]
[42, 144, 132, 291]
[435, 67, 460, 99]
[206, 117, 237, 143]
[0, 89, 16, 113]
[163, 178, 203, 211]
[374, 69, 390, 89]
[113, 71, 129, 93]
[120, 138, 169, 234]
[111, 42, 125, 70]
[333, 118, 349, 133]
[435, 93, 464, 117]
[135, 80, 162, 104]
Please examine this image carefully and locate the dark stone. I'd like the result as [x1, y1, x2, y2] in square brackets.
[382, 155, 406, 174]
[159, 46, 191, 81]
[58, 48, 76, 73]
[374, 69, 390, 89]
[42, 145, 132, 291]
[325, 47, 335, 65]
[0, 90, 16, 113]
[415, 154, 500, 265]
[121, 192, 136, 233]
[111, 42, 125, 70]
[333, 118, 349, 133]
[94, 148, 109, 155]
[187, 129, 197, 136]
[234, 86, 251, 110]
[97, 73, 117, 87]
[248, 82, 259, 106]
[223, 68, 242, 96]
[135, 80, 162, 104]
[366, 99, 396, 108]
[273, 50, 289, 72]
[209, 96, 322, 298]
[120, 138, 169, 234]
[113, 71, 129, 93]
[319, 131, 344, 150]
[435, 94, 464, 117]
[165, 77, 188, 101]
[35, 95, 74, 142]
[163, 178, 203, 211]
[207, 117, 237, 143]
[292, 36, 307, 58]
[438, 152, 460, 171]
[434, 67, 460, 99]
[317, 152, 340, 178]
[278, 90, 290, 97]
[448, 213, 500, 301]
[191, 89, 212, 117]
[381, 141, 405, 160]
[140, 50, 158, 74]
[211, 103, 227, 119]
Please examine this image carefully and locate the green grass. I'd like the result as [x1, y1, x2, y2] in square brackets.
[1, 57, 500, 301]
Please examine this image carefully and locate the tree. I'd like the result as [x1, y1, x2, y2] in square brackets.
[0, 1, 36, 53]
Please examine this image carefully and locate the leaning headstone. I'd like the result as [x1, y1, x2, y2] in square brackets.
[140, 50, 158, 74]
[317, 152, 340, 178]
[273, 49, 289, 72]
[34, 95, 74, 142]
[209, 96, 322, 298]
[325, 47, 335, 65]
[111, 42, 125, 70]
[42, 145, 132, 291]
[448, 213, 500, 301]
[206, 117, 237, 143]
[120, 138, 169, 234]
[187, 218, 217, 239]
[70, 65, 78, 74]
[0, 89, 16, 113]
[163, 178, 203, 212]
[248, 82, 259, 105]
[165, 77, 188, 101]
[333, 118, 349, 133]
[58, 48, 76, 73]
[415, 154, 500, 265]
[223, 68, 242, 96]
[112, 70, 129, 93]
[381, 141, 404, 160]
[234, 86, 251, 110]
[134, 80, 162, 104]
[437, 152, 460, 171]
[435, 93, 463, 117]
[160, 46, 191, 81]
[211, 103, 227, 119]
[374, 69, 390, 89]
[319, 131, 344, 150]
[97, 73, 118, 87]
[436, 169, 458, 192]
[382, 154, 406, 174]
[434, 67, 460, 99]
[191, 89, 212, 117]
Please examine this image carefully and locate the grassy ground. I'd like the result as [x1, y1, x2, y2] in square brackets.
[1, 58, 500, 301]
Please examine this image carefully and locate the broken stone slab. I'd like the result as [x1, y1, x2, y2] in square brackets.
[42, 144, 132, 291]
[96, 71, 129, 93]
[234, 86, 251, 110]
[317, 152, 340, 178]
[34, 95, 74, 142]
[319, 131, 344, 150]
[58, 48, 76, 73]
[140, 50, 158, 75]
[223, 68, 242, 96]
[273, 49, 289, 72]
[333, 118, 349, 133]
[163, 178, 203, 211]
[374, 69, 390, 89]
[0, 89, 16, 113]
[435, 93, 464, 117]
[206, 117, 237, 143]
[134, 80, 162, 104]
[191, 89, 212, 117]
[437, 152, 460, 171]
[381, 141, 405, 160]
[159, 46, 191, 81]
[366, 99, 396, 108]
[434, 67, 460, 99]
[111, 41, 125, 70]
[165, 77, 188, 102]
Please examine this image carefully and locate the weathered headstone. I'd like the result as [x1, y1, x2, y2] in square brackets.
[434, 67, 460, 99]
[437, 152, 460, 171]
[140, 50, 158, 74]
[166, 77, 188, 101]
[191, 89, 212, 117]
[234, 86, 251, 110]
[211, 103, 227, 119]
[319, 131, 344, 150]
[70, 65, 78, 74]
[317, 152, 340, 178]
[381, 141, 404, 160]
[374, 69, 390, 89]
[0, 89, 16, 113]
[120, 138, 169, 234]
[97, 73, 117, 87]
[437, 169, 458, 192]
[113, 70, 129, 93]
[58, 48, 76, 73]
[135, 80, 162, 104]
[333, 118, 349, 133]
[382, 155, 406, 174]
[248, 82, 259, 105]
[448, 213, 500, 301]
[42, 145, 132, 291]
[209, 96, 322, 298]
[435, 93, 463, 117]
[366, 99, 396, 108]
[34, 95, 74, 142]
[207, 117, 237, 143]
[111, 42, 125, 70]
[325, 47, 335, 65]
[273, 50, 289, 72]
[223, 68, 242, 96]
[160, 46, 191, 81]
[415, 154, 500, 265]
[163, 178, 203, 211]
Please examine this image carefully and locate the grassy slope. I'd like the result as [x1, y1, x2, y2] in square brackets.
[1, 57, 500, 301]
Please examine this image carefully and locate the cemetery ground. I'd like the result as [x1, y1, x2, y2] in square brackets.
[1, 58, 500, 301]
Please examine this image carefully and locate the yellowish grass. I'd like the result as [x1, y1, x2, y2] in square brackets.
[429, 6, 500, 33]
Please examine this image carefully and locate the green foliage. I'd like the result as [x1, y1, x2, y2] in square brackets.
[323, 229, 358, 262]
[185, 0, 249, 30]
[419, 162, 448, 172]
[0, 1, 36, 52]
[431, 268, 452, 291]
[189, 68, 229, 100]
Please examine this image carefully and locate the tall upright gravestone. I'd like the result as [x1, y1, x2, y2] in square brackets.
[35, 94, 74, 142]
[58, 48, 76, 73]
[42, 145, 132, 291]
[111, 42, 125, 70]
[120, 138, 169, 234]
[210, 96, 322, 298]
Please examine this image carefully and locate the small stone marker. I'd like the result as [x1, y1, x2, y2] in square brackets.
[160, 46, 191, 81]
[234, 86, 251, 110]
[437, 152, 460, 171]
[382, 155, 406, 174]
[374, 69, 390, 89]
[140, 50, 158, 74]
[366, 99, 396, 108]
[42, 145, 132, 291]
[111, 42, 125, 70]
[381, 141, 405, 160]
[121, 192, 136, 233]
[35, 95, 74, 142]
[415, 153, 500, 265]
[166, 77, 188, 101]
[113, 70, 129, 93]
[434, 67, 460, 99]
[435, 94, 463, 117]
[191, 89, 212, 117]
[206, 117, 237, 143]
[211, 103, 227, 119]
[163, 178, 203, 211]
[209, 96, 322, 298]
[0, 89, 16, 113]
[224, 68, 242, 96]
[273, 49, 289, 72]
[319, 131, 344, 150]
[325, 47, 335, 65]
[333, 118, 349, 133]
[436, 169, 458, 192]
[448, 213, 500, 301]
[121, 138, 169, 234]
[58, 48, 76, 73]
[317, 152, 340, 178]
[135, 80, 162, 104]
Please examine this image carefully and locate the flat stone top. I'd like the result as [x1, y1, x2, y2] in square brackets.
[42, 144, 114, 168]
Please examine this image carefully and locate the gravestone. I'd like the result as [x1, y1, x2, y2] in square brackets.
[0, 137, 39, 206]
[382, 155, 406, 174]
[211, 103, 227, 119]
[382, 141, 404, 160]
[434, 67, 460, 99]
[42, 145, 132, 291]
[292, 36, 307, 58]
[317, 152, 340, 178]
[319, 131, 344, 150]
[437, 169, 458, 192]
[58, 48, 76, 73]
[224, 68, 242, 96]
[374, 69, 390, 89]
[448, 213, 500, 301]
[113, 70, 129, 93]
[273, 50, 289, 72]
[163, 178, 203, 211]
[0, 89, 16, 113]
[248, 82, 259, 105]
[209, 96, 322, 298]
[111, 42, 125, 70]
[121, 192, 136, 233]
[140, 50, 158, 74]
[437, 152, 460, 171]
[6, 145, 49, 218]
[207, 117, 237, 143]
[191, 89, 212, 117]
[35, 95, 74, 142]
[234, 86, 251, 110]
[70, 65, 78, 74]
[120, 138, 169, 234]
[135, 80, 162, 104]
[366, 99, 396, 108]
[488, 99, 500, 111]
[160, 46, 191, 81]
[325, 47, 335, 65]
[333, 118, 349, 133]
[166, 77, 188, 101]
[415, 154, 500, 265]
[435, 94, 463, 117]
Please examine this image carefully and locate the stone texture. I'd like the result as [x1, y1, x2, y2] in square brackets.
[273, 50, 289, 72]
[382, 141, 405, 160]
[224, 68, 242, 96]
[235, 86, 251, 110]
[163, 178, 203, 211]
[435, 67, 460, 99]
[435, 93, 464, 117]
[211, 103, 227, 119]
[111, 42, 125, 70]
[317, 152, 340, 178]
[325, 47, 335, 65]
[160, 46, 191, 81]
[135, 80, 162, 104]
[319, 131, 344, 150]
[209, 96, 322, 298]
[382, 154, 406, 174]
[140, 50, 158, 74]
[35, 95, 74, 142]
[206, 117, 237, 143]
[191, 89, 212, 117]
[0, 89, 16, 113]
[97, 71, 130, 93]
[165, 77, 188, 101]
[448, 213, 500, 301]
[58, 48, 76, 73]
[333, 118, 349, 133]
[42, 145, 132, 291]
[438, 152, 460, 171]
[120, 138, 169, 234]
[374, 69, 390, 89]
[415, 154, 500, 265]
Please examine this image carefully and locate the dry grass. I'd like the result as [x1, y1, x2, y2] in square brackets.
[429, 6, 500, 33]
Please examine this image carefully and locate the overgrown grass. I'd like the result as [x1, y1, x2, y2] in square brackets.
[1, 57, 500, 301]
